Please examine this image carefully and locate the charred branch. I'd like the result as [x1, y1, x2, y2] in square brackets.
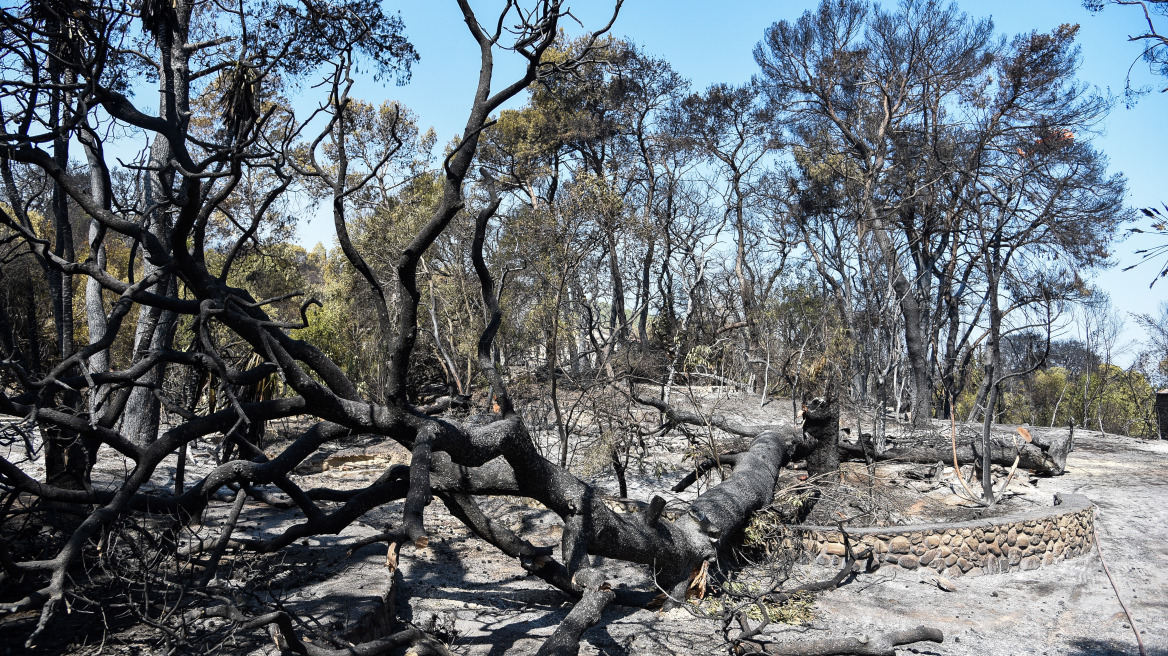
[535, 569, 616, 656]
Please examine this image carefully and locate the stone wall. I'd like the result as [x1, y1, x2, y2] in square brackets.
[795, 493, 1094, 577]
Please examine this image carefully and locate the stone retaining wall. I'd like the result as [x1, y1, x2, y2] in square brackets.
[795, 493, 1094, 577]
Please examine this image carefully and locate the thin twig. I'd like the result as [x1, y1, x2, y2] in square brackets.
[1092, 508, 1146, 656]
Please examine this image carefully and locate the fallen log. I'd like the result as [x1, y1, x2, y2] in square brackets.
[743, 625, 944, 655]
[640, 390, 1072, 478]
[839, 428, 1071, 476]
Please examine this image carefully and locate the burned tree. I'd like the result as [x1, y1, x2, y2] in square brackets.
[0, 1, 950, 654]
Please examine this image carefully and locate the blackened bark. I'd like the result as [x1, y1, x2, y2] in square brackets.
[839, 429, 1071, 476]
[535, 569, 614, 656]
[802, 396, 839, 479]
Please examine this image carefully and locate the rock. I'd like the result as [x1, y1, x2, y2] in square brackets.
[919, 549, 937, 566]
[899, 555, 920, 569]
[825, 542, 847, 556]
[889, 536, 912, 554]
[925, 535, 942, 549]
[1008, 547, 1023, 564]
[935, 576, 957, 592]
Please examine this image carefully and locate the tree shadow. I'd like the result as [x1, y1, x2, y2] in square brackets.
[1065, 638, 1166, 656]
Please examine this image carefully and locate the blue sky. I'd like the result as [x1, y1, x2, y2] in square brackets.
[300, 0, 1168, 357]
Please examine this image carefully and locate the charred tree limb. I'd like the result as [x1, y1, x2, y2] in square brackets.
[470, 169, 511, 415]
[199, 487, 246, 584]
[687, 430, 811, 547]
[189, 603, 451, 656]
[404, 424, 437, 546]
[435, 490, 579, 592]
[672, 453, 742, 492]
[635, 394, 781, 437]
[767, 527, 873, 605]
[744, 625, 944, 656]
[535, 569, 615, 656]
[239, 474, 410, 554]
[644, 495, 667, 526]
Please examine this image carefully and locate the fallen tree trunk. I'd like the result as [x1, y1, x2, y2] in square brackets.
[741, 625, 944, 656]
[839, 429, 1071, 476]
[641, 391, 1071, 477]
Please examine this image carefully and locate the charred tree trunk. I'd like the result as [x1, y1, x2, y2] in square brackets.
[839, 428, 1071, 476]
[802, 396, 839, 479]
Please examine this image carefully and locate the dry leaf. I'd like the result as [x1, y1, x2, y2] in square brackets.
[386, 542, 399, 571]
[686, 561, 709, 600]
[646, 592, 667, 610]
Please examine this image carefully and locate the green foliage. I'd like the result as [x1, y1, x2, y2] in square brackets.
[743, 491, 816, 554]
[960, 358, 1157, 438]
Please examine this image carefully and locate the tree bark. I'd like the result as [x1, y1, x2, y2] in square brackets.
[534, 569, 614, 656]
[744, 626, 943, 656]
[839, 429, 1071, 476]
[803, 396, 840, 479]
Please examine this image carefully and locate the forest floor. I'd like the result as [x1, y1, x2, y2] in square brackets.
[2, 392, 1166, 655]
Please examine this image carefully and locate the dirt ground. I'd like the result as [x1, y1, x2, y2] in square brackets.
[2, 396, 1166, 655]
